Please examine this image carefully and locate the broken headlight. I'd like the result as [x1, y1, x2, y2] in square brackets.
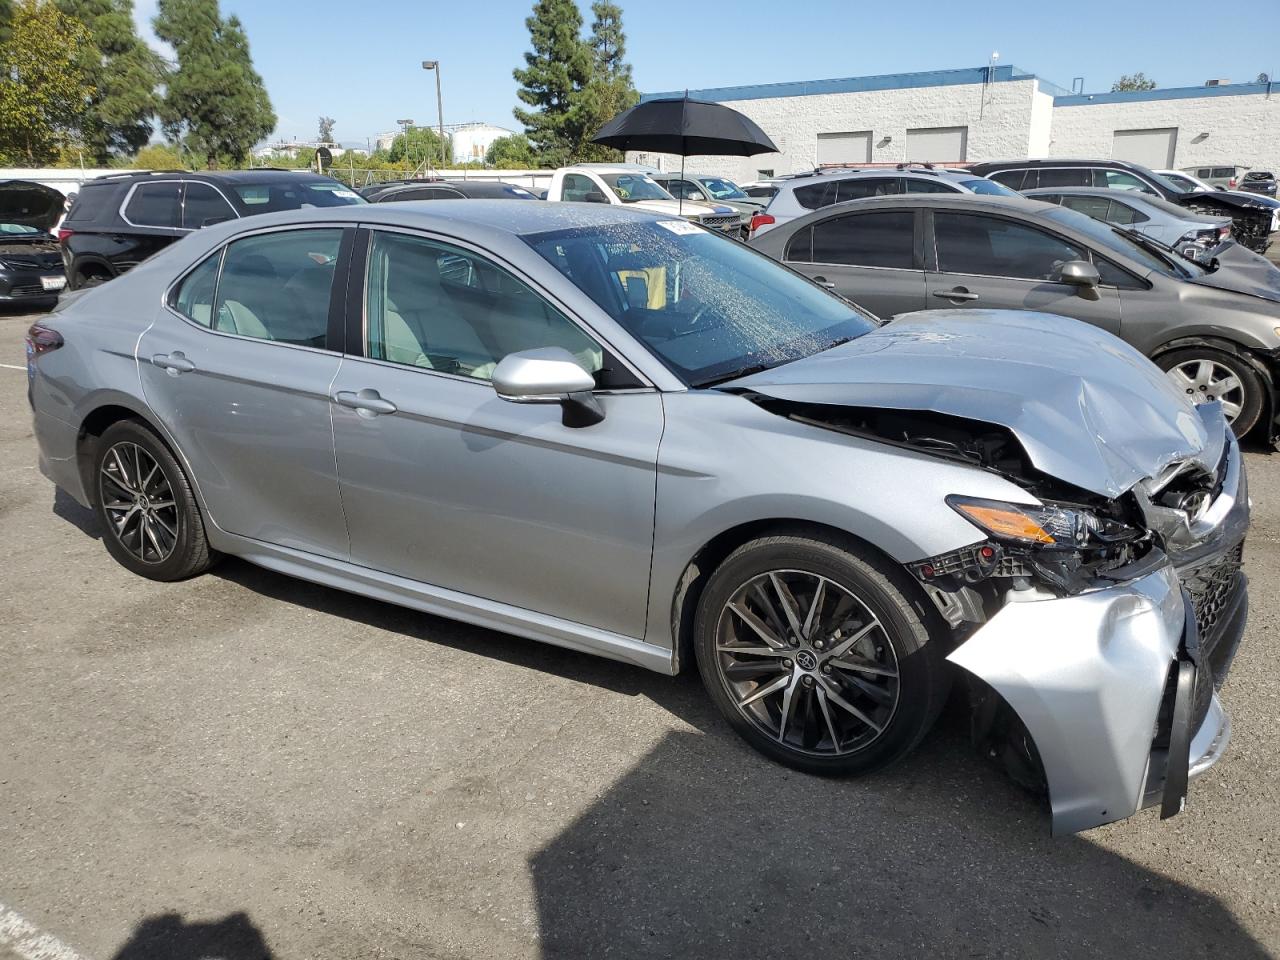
[946, 496, 1139, 550]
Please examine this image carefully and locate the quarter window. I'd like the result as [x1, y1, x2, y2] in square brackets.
[365, 231, 604, 381]
[810, 211, 915, 268]
[210, 229, 342, 346]
[181, 182, 236, 229]
[171, 251, 221, 327]
[792, 181, 838, 210]
[933, 213, 1087, 281]
[124, 181, 182, 228]
[1058, 195, 1113, 221]
[1104, 199, 1148, 225]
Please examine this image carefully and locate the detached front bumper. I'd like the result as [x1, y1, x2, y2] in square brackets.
[949, 433, 1249, 835]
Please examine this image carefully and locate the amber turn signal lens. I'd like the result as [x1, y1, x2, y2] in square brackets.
[952, 503, 1055, 544]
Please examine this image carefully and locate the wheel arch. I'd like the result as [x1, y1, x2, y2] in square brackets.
[1151, 334, 1276, 439]
[70, 255, 117, 288]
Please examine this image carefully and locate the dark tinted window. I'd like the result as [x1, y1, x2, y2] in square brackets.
[784, 227, 812, 263]
[792, 181, 838, 209]
[65, 183, 118, 223]
[934, 212, 1086, 281]
[124, 181, 182, 228]
[181, 182, 236, 229]
[1104, 199, 1147, 225]
[1058, 195, 1113, 221]
[211, 229, 342, 346]
[989, 169, 1028, 190]
[1210, 167, 1235, 178]
[902, 178, 957, 194]
[811, 211, 915, 268]
[1037, 168, 1092, 188]
[835, 178, 899, 202]
[229, 180, 363, 213]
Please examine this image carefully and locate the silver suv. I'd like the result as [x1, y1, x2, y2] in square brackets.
[750, 167, 1015, 237]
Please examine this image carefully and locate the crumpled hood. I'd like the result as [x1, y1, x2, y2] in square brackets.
[1188, 243, 1280, 305]
[728, 310, 1221, 498]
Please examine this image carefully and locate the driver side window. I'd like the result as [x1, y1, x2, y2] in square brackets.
[933, 213, 1086, 281]
[562, 174, 600, 202]
[365, 231, 604, 381]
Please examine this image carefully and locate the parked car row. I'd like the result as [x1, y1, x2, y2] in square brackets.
[28, 197, 1249, 834]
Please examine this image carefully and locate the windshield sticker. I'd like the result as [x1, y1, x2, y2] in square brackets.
[655, 219, 702, 236]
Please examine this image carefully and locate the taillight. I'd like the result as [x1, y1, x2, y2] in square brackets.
[1219, 224, 1231, 240]
[57, 228, 73, 243]
[25, 323, 64, 359]
[1228, 178, 1236, 189]
[749, 213, 775, 233]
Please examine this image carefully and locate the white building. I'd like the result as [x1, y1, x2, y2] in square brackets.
[449, 122, 518, 164]
[628, 66, 1280, 182]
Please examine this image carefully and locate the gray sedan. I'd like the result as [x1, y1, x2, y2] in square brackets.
[28, 201, 1247, 834]
[750, 194, 1280, 436]
[1023, 186, 1232, 254]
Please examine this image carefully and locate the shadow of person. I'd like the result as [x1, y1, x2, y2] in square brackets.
[109, 911, 273, 960]
[529, 728, 1271, 960]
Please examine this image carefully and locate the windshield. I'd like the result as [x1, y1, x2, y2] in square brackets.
[959, 178, 1018, 197]
[1040, 206, 1198, 278]
[698, 177, 748, 200]
[525, 220, 877, 386]
[599, 173, 674, 203]
[230, 179, 365, 212]
[0, 223, 39, 234]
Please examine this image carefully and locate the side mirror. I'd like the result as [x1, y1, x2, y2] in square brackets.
[1057, 260, 1100, 299]
[492, 347, 604, 427]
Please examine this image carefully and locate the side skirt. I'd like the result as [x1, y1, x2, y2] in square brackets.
[206, 529, 677, 676]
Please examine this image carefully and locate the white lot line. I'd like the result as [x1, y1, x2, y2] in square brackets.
[0, 902, 90, 960]
[0, 363, 27, 371]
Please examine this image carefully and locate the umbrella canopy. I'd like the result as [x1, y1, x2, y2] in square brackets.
[591, 97, 779, 157]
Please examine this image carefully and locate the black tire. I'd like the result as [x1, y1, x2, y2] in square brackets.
[92, 420, 217, 581]
[1156, 346, 1266, 438]
[693, 532, 950, 777]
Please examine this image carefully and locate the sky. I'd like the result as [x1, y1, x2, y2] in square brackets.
[133, 0, 1280, 148]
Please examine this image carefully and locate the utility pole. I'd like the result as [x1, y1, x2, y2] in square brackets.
[423, 61, 446, 170]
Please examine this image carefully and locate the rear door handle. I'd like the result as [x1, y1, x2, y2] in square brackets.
[933, 288, 980, 302]
[334, 388, 398, 417]
[811, 276, 837, 289]
[151, 351, 195, 375]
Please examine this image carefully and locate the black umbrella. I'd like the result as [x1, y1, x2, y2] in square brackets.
[591, 96, 779, 212]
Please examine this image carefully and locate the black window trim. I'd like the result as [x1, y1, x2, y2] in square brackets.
[344, 223, 653, 392]
[162, 222, 355, 355]
[120, 178, 240, 232]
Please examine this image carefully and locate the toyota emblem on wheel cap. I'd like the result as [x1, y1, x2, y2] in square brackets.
[796, 650, 818, 671]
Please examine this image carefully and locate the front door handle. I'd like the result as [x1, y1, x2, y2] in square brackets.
[151, 351, 196, 375]
[334, 388, 398, 418]
[933, 287, 980, 302]
[811, 276, 837, 289]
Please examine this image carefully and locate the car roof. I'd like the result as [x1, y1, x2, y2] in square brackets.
[83, 169, 342, 187]
[783, 193, 1062, 219]
[970, 158, 1138, 171]
[370, 179, 533, 198]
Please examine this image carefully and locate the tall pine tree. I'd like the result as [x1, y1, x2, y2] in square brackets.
[512, 0, 593, 167]
[154, 0, 275, 166]
[576, 1, 637, 161]
[56, 0, 163, 162]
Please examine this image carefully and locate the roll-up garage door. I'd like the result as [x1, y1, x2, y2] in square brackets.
[816, 131, 872, 165]
[1112, 128, 1178, 169]
[905, 126, 968, 162]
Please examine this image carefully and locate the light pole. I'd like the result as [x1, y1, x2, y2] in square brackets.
[422, 60, 446, 170]
[396, 118, 414, 172]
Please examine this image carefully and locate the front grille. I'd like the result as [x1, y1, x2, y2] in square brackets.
[700, 215, 742, 230]
[1183, 540, 1246, 730]
[7, 280, 46, 297]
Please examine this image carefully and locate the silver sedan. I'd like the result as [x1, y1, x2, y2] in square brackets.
[1023, 186, 1233, 253]
[27, 201, 1248, 833]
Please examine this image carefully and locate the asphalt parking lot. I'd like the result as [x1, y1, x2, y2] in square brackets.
[0, 305, 1277, 960]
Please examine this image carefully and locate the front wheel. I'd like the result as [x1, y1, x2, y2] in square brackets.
[693, 533, 949, 776]
[1157, 346, 1265, 437]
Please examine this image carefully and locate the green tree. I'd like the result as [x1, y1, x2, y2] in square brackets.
[133, 142, 186, 169]
[387, 127, 451, 167]
[576, 0, 637, 162]
[0, 0, 13, 51]
[484, 133, 536, 168]
[1111, 72, 1157, 92]
[512, 0, 593, 167]
[56, 0, 163, 162]
[0, 0, 95, 165]
[318, 115, 335, 143]
[153, 0, 275, 166]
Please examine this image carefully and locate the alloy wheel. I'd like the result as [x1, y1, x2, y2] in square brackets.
[98, 441, 180, 564]
[1166, 359, 1244, 423]
[713, 570, 901, 757]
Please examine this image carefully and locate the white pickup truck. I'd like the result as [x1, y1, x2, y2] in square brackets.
[544, 165, 746, 236]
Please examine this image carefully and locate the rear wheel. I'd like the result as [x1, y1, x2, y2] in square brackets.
[92, 420, 216, 581]
[1157, 346, 1264, 437]
[693, 533, 949, 776]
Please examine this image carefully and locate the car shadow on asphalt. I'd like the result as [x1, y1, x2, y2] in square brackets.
[107, 911, 273, 959]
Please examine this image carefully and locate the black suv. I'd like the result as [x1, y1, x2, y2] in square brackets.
[58, 170, 365, 290]
[968, 157, 1276, 253]
[1239, 170, 1277, 198]
[358, 178, 540, 203]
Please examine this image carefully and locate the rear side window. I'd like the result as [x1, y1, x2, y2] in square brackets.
[64, 184, 118, 223]
[934, 212, 1086, 281]
[1058, 195, 1112, 221]
[792, 181, 838, 210]
[1105, 199, 1148, 225]
[170, 251, 222, 326]
[902, 178, 956, 194]
[1211, 167, 1235, 178]
[1037, 168, 1092, 188]
[835, 178, 899, 201]
[124, 181, 182, 228]
[211, 229, 343, 346]
[181, 183, 236, 229]
[989, 169, 1029, 190]
[810, 211, 915, 268]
